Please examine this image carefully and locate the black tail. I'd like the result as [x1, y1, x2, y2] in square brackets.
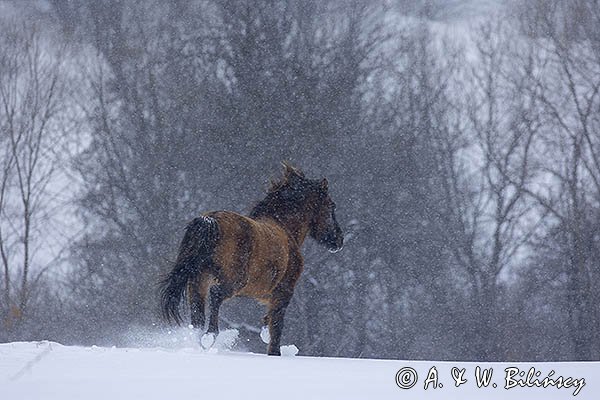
[160, 216, 219, 325]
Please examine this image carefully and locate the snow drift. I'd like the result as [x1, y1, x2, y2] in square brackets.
[1, 340, 599, 400]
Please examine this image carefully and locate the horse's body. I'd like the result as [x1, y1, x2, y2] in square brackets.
[160, 164, 343, 355]
[208, 211, 299, 301]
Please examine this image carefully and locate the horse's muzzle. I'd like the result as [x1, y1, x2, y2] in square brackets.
[319, 226, 344, 253]
[326, 230, 344, 253]
[328, 244, 343, 253]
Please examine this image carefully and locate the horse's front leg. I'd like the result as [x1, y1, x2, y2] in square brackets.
[265, 291, 292, 356]
[264, 244, 303, 355]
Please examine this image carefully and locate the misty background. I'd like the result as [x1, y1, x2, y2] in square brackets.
[1, 0, 599, 361]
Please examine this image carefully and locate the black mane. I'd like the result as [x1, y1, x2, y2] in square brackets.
[249, 183, 310, 219]
[250, 162, 324, 220]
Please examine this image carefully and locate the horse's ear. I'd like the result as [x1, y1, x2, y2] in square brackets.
[319, 178, 328, 192]
[282, 161, 305, 180]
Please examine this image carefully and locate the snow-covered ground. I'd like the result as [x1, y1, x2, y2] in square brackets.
[1, 337, 598, 400]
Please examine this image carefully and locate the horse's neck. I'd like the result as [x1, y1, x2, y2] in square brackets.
[271, 214, 310, 246]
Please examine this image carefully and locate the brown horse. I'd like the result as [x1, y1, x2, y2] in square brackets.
[160, 163, 344, 355]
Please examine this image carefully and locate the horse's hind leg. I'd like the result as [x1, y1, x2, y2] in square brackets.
[207, 284, 230, 334]
[188, 273, 211, 330]
[189, 290, 205, 329]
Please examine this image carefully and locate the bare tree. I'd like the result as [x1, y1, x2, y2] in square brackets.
[466, 18, 539, 359]
[513, 0, 600, 360]
[413, 17, 544, 360]
[0, 22, 68, 338]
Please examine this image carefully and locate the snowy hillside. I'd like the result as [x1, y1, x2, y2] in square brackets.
[1, 340, 597, 400]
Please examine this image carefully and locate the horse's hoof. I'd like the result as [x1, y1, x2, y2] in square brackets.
[260, 326, 270, 344]
[267, 348, 281, 356]
[201, 332, 215, 349]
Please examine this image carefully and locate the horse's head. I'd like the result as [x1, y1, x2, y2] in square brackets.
[309, 177, 344, 253]
[277, 163, 344, 253]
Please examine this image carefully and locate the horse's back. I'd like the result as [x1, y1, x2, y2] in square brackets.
[204, 211, 291, 299]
